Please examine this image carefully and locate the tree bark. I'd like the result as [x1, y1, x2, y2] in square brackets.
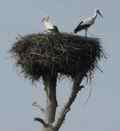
[42, 127, 55, 131]
[42, 72, 58, 131]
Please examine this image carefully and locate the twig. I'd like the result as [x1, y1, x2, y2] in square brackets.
[32, 102, 45, 113]
[34, 117, 56, 131]
[96, 65, 103, 73]
[34, 117, 49, 127]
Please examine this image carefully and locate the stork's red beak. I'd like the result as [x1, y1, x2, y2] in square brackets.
[41, 17, 45, 23]
[41, 16, 50, 23]
[97, 10, 103, 18]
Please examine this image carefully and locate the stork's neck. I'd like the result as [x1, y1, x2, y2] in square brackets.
[93, 11, 98, 20]
[43, 20, 51, 26]
[44, 20, 49, 24]
[43, 20, 54, 29]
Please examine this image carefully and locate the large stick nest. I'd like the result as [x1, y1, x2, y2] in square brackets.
[10, 32, 104, 81]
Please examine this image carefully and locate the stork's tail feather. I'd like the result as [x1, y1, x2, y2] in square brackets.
[74, 25, 82, 33]
[74, 22, 85, 33]
[74, 28, 78, 33]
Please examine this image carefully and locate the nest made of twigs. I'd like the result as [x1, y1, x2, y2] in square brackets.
[10, 32, 104, 81]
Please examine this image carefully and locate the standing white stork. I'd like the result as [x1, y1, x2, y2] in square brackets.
[41, 16, 65, 51]
[74, 9, 103, 37]
[41, 16, 59, 33]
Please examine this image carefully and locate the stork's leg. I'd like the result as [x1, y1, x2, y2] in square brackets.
[85, 29, 88, 38]
[85, 29, 88, 40]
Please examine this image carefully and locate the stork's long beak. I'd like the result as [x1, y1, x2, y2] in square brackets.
[41, 18, 44, 23]
[41, 16, 50, 23]
[97, 10, 103, 18]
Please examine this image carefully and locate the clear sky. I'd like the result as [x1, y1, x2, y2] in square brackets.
[0, 0, 120, 131]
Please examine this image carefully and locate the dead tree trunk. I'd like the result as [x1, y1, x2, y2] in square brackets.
[36, 72, 84, 131]
[42, 72, 58, 131]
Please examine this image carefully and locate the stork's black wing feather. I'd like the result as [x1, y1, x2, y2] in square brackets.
[49, 25, 60, 33]
[74, 21, 83, 33]
[54, 26, 59, 32]
[80, 21, 84, 24]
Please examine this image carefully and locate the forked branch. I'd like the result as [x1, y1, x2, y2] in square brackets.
[54, 74, 85, 130]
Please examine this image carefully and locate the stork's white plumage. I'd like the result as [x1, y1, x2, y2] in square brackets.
[41, 16, 59, 33]
[74, 9, 103, 36]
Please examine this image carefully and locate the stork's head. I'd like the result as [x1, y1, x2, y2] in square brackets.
[96, 9, 103, 18]
[41, 16, 50, 23]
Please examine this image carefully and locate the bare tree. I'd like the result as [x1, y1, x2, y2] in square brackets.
[10, 32, 104, 131]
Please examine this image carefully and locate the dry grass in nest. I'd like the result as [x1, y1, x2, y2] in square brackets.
[10, 32, 105, 81]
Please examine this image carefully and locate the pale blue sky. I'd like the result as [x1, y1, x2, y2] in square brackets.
[0, 0, 120, 131]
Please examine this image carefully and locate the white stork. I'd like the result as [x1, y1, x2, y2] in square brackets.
[74, 9, 103, 37]
[41, 16, 59, 33]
